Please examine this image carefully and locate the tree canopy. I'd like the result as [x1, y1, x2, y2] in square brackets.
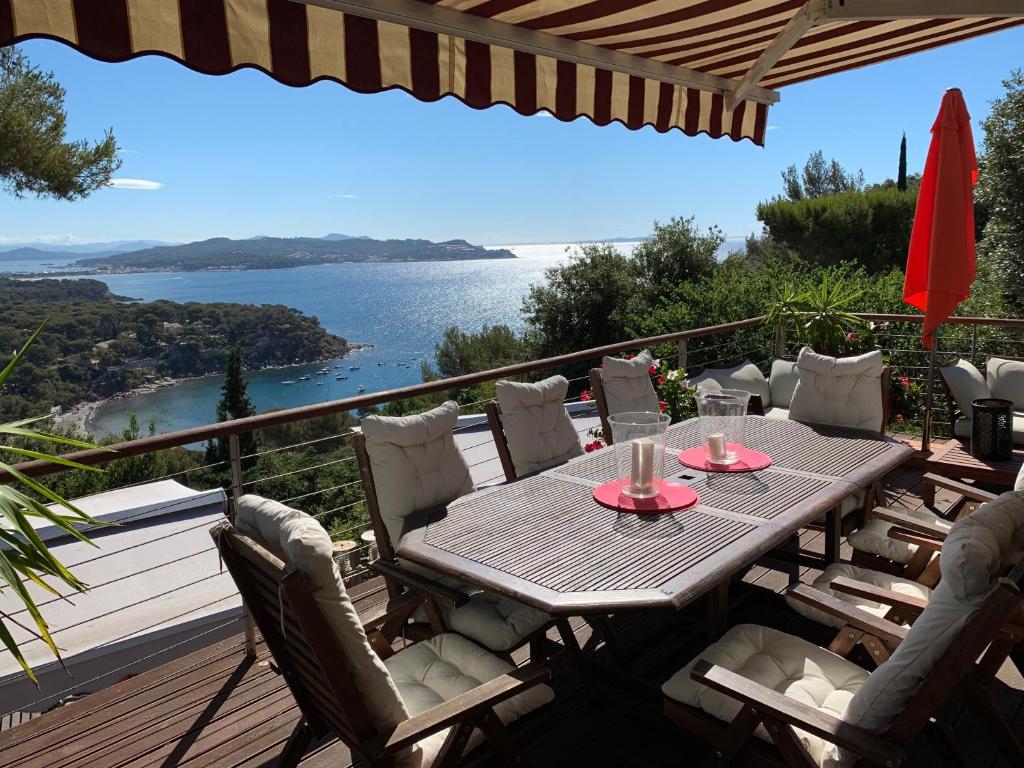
[781, 150, 865, 201]
[0, 48, 120, 200]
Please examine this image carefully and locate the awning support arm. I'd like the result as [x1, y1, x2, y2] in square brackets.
[295, 0, 781, 104]
[822, 0, 1024, 22]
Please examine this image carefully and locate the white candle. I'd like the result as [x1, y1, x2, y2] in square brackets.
[630, 438, 655, 493]
[706, 432, 727, 461]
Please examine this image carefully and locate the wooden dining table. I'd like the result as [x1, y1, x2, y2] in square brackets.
[396, 417, 913, 623]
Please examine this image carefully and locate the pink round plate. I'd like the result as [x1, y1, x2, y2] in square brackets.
[677, 445, 772, 473]
[592, 479, 699, 514]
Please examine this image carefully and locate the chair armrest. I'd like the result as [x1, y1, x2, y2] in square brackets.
[870, 507, 951, 540]
[829, 576, 929, 615]
[360, 593, 423, 635]
[887, 529, 943, 553]
[371, 560, 468, 611]
[690, 660, 905, 768]
[380, 663, 552, 755]
[923, 473, 997, 504]
[787, 584, 908, 647]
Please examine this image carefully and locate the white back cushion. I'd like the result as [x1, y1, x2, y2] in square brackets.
[940, 359, 989, 421]
[234, 495, 409, 732]
[788, 347, 884, 432]
[600, 350, 660, 415]
[769, 359, 800, 409]
[496, 376, 582, 476]
[361, 401, 474, 546]
[1017, 465, 1024, 493]
[689, 360, 771, 407]
[987, 357, 1024, 410]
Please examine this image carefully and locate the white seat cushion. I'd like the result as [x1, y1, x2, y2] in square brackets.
[600, 350, 660, 416]
[956, 411, 1024, 445]
[663, 624, 868, 768]
[763, 406, 789, 420]
[496, 376, 582, 476]
[839, 489, 865, 518]
[690, 360, 771, 407]
[789, 347, 884, 433]
[941, 359, 990, 438]
[785, 563, 933, 628]
[848, 506, 951, 564]
[386, 633, 554, 764]
[361, 402, 475, 545]
[987, 357, 1024, 410]
[769, 359, 800, 409]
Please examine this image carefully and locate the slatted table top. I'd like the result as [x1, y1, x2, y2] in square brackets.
[397, 417, 913, 614]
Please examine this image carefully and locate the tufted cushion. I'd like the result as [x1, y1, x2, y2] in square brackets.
[848, 506, 951, 564]
[940, 359, 990, 436]
[233, 496, 410, 734]
[987, 357, 1024, 410]
[941, 491, 1024, 597]
[600, 350, 660, 416]
[663, 624, 868, 768]
[769, 359, 800, 409]
[496, 376, 582, 476]
[789, 348, 885, 432]
[785, 563, 933, 629]
[690, 360, 771, 407]
[385, 633, 554, 763]
[361, 402, 474, 546]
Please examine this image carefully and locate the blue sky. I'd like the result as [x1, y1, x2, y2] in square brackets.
[2, 29, 1022, 246]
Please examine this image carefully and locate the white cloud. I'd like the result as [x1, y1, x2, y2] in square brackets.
[117, 148, 141, 155]
[0, 234, 83, 245]
[328, 193, 357, 199]
[767, 125, 780, 131]
[533, 111, 554, 118]
[107, 178, 162, 190]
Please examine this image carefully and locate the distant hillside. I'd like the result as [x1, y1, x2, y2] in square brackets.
[74, 235, 516, 272]
[0, 240, 174, 257]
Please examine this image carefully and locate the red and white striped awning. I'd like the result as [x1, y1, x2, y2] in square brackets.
[1, 1, 1021, 146]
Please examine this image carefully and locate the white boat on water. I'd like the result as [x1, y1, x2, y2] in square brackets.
[357, 385, 366, 392]
[282, 380, 296, 385]
[299, 375, 311, 381]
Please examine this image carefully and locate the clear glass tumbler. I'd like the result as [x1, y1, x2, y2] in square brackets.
[695, 389, 751, 465]
[609, 412, 671, 498]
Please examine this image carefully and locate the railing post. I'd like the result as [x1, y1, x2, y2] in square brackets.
[229, 434, 258, 659]
[971, 324, 978, 361]
[677, 338, 687, 370]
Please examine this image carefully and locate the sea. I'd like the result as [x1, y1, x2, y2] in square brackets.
[3, 243, 639, 437]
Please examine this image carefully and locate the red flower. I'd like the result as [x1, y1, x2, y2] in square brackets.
[846, 331, 859, 343]
[658, 401, 668, 413]
[580, 389, 592, 402]
[584, 440, 603, 453]
[649, 365, 658, 376]
[895, 414, 905, 423]
[584, 442, 596, 453]
[900, 376, 911, 391]
[599, 361, 605, 368]
[657, 375, 666, 385]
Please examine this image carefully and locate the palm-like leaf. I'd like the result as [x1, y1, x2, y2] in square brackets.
[765, 274, 866, 355]
[0, 320, 108, 683]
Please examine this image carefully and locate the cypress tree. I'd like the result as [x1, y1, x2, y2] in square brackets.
[206, 342, 258, 466]
[897, 133, 908, 192]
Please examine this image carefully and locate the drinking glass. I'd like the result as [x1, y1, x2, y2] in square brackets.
[695, 389, 750, 465]
[609, 412, 671, 498]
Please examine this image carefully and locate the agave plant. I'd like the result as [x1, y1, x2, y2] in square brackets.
[1, 321, 107, 683]
[767, 274, 867, 356]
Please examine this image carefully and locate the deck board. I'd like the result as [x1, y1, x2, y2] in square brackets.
[2, 460, 1020, 768]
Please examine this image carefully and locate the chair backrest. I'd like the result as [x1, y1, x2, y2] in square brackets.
[938, 358, 989, 437]
[590, 350, 660, 443]
[986, 356, 1024, 411]
[768, 358, 800, 409]
[689, 360, 772, 409]
[355, 401, 474, 560]
[211, 496, 411, 762]
[486, 376, 583, 482]
[788, 347, 888, 433]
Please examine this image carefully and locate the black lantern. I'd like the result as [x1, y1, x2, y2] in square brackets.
[970, 398, 1014, 461]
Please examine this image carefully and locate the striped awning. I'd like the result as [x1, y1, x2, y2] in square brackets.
[1, 1, 1021, 147]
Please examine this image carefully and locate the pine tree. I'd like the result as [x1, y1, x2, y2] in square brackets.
[897, 133, 908, 192]
[206, 342, 258, 466]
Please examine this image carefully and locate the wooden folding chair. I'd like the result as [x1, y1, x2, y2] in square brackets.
[211, 518, 556, 768]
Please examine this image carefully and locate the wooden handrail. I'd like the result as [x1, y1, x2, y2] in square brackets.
[4, 311, 1021, 484]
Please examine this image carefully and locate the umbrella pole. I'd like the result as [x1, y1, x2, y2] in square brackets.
[922, 326, 938, 452]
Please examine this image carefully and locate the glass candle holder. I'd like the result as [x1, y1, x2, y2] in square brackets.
[695, 389, 751, 465]
[609, 412, 671, 498]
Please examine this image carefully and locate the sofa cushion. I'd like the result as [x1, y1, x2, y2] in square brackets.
[848, 506, 951, 564]
[386, 633, 554, 764]
[987, 357, 1024, 410]
[769, 359, 800, 409]
[233, 496, 409, 733]
[952, 412, 1024, 444]
[663, 624, 868, 768]
[941, 359, 990, 435]
[764, 406, 790, 420]
[941, 491, 1024, 597]
[690, 360, 772, 408]
[496, 376, 582, 476]
[785, 563, 933, 629]
[600, 350, 660, 416]
[789, 348, 885, 432]
[361, 402, 474, 546]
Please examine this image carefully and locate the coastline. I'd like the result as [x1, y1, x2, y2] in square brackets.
[54, 345, 370, 438]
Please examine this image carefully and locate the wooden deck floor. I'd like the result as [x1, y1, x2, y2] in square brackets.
[1, 464, 1021, 768]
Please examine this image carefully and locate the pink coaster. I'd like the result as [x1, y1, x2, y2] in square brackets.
[677, 445, 772, 473]
[592, 479, 699, 515]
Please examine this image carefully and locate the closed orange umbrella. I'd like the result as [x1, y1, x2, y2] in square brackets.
[903, 87, 978, 349]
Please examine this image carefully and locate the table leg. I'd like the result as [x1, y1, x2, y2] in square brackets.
[824, 506, 842, 565]
[707, 579, 730, 641]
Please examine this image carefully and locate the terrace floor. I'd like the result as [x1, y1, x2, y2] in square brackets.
[1, 457, 1022, 768]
